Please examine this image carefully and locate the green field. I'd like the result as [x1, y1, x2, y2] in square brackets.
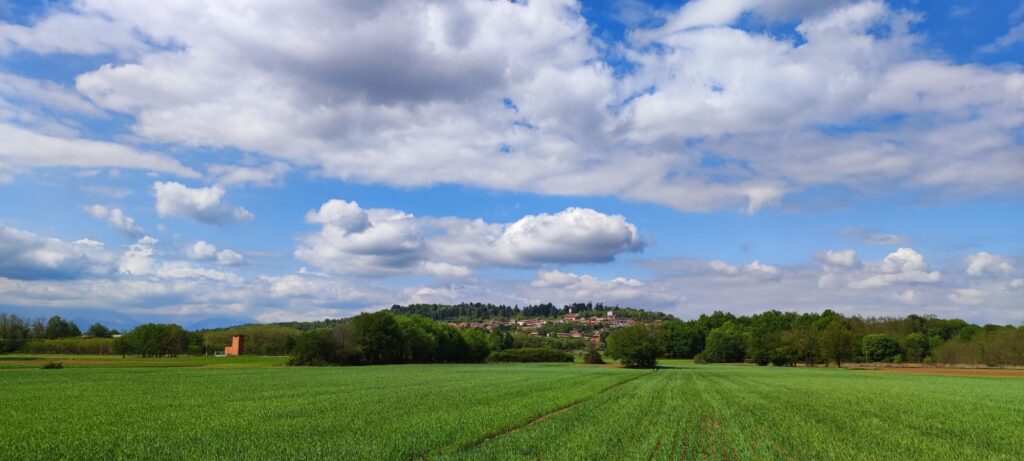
[1, 358, 1022, 460]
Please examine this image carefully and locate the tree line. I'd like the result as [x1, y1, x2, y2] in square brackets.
[0, 313, 118, 352]
[648, 310, 1024, 367]
[289, 312, 490, 366]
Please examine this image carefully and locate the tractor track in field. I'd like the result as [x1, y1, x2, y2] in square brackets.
[416, 369, 655, 459]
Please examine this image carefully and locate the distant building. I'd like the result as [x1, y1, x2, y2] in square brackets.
[224, 335, 245, 356]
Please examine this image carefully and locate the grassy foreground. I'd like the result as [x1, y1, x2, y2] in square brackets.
[0, 358, 1021, 460]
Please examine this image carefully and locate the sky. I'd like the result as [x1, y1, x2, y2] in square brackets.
[0, 0, 1021, 330]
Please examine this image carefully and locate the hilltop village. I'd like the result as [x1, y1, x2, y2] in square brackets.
[448, 309, 638, 343]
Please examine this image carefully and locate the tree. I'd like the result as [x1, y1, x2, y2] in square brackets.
[819, 319, 854, 367]
[116, 323, 188, 357]
[702, 322, 747, 363]
[288, 329, 340, 366]
[0, 313, 31, 352]
[606, 325, 658, 368]
[45, 316, 80, 339]
[86, 323, 111, 338]
[461, 328, 491, 363]
[351, 312, 403, 364]
[861, 334, 901, 362]
[746, 310, 793, 366]
[903, 332, 930, 363]
[656, 321, 701, 359]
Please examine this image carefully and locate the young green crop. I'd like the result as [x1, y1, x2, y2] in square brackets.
[1, 359, 1022, 460]
[0, 363, 644, 459]
[447, 361, 1024, 460]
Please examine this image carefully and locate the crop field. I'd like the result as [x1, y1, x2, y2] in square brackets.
[1, 359, 1022, 460]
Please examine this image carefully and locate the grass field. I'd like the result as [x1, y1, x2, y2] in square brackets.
[1, 358, 1022, 460]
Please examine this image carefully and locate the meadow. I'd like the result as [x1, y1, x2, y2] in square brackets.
[1, 358, 1022, 460]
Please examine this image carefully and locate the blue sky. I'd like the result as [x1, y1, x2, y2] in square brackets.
[0, 0, 1021, 329]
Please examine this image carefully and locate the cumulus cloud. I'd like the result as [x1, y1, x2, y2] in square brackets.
[185, 241, 245, 266]
[84, 204, 143, 236]
[965, 252, 1014, 276]
[529, 269, 683, 307]
[821, 247, 941, 289]
[296, 199, 644, 276]
[153, 182, 253, 224]
[0, 226, 114, 280]
[0, 0, 1012, 213]
[185, 241, 217, 260]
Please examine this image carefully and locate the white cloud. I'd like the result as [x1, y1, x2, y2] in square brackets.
[153, 182, 253, 224]
[709, 260, 740, 275]
[0, 9, 145, 56]
[185, 241, 217, 260]
[706, 259, 780, 278]
[895, 289, 917, 303]
[0, 0, 1009, 213]
[0, 225, 114, 280]
[528, 269, 683, 307]
[215, 249, 245, 266]
[0, 124, 198, 177]
[949, 287, 985, 305]
[745, 260, 780, 278]
[185, 240, 244, 266]
[154, 261, 241, 284]
[844, 247, 941, 289]
[296, 200, 644, 276]
[84, 204, 143, 236]
[965, 252, 1014, 276]
[118, 236, 158, 276]
[207, 161, 289, 187]
[818, 249, 859, 267]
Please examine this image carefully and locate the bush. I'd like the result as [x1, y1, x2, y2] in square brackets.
[486, 348, 574, 363]
[41, 361, 63, 369]
[606, 325, 658, 368]
[583, 343, 604, 364]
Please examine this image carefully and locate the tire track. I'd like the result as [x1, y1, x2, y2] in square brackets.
[416, 370, 654, 459]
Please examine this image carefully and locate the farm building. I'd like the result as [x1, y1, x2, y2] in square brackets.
[224, 335, 245, 356]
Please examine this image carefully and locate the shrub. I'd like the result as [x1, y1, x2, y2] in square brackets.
[606, 325, 658, 368]
[583, 343, 605, 364]
[41, 361, 63, 369]
[486, 348, 574, 363]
